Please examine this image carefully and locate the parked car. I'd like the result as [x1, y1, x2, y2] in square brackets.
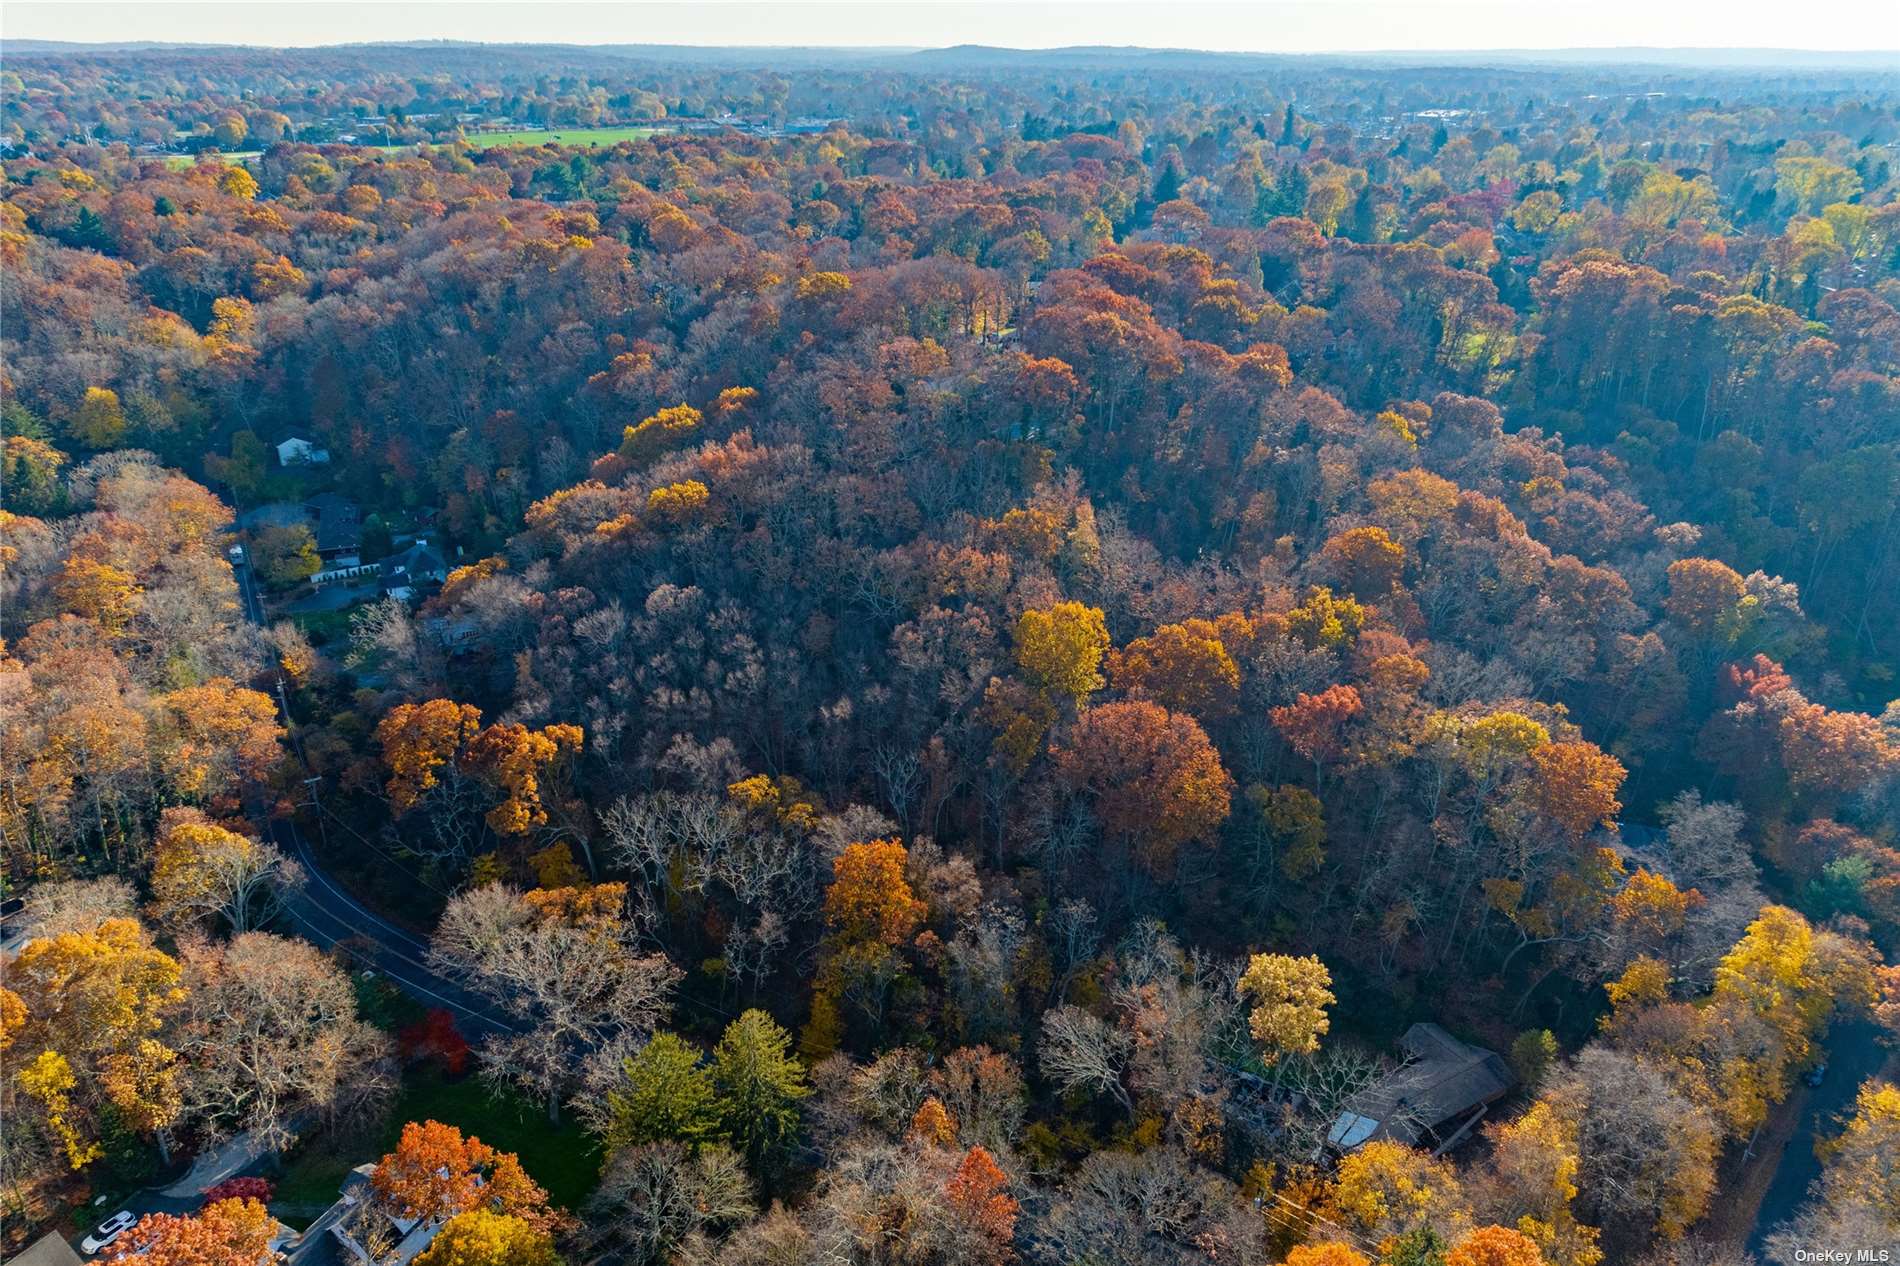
[80, 1210, 137, 1254]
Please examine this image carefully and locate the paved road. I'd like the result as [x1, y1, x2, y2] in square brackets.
[1746, 1020, 1887, 1259]
[232, 547, 519, 1040]
[273, 821, 518, 1039]
[37, 550, 516, 1261]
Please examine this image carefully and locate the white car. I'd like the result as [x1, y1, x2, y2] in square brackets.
[80, 1210, 137, 1254]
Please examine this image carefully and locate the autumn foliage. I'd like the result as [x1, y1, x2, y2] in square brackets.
[104, 1199, 277, 1266]
[370, 1120, 555, 1233]
[1054, 700, 1233, 871]
[824, 839, 927, 947]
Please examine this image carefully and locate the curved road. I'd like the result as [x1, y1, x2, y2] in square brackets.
[232, 545, 518, 1040]
[273, 818, 519, 1039]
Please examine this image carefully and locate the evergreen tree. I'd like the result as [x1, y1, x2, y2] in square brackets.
[711, 1009, 810, 1176]
[69, 206, 113, 252]
[606, 1032, 718, 1154]
[1347, 183, 1379, 242]
[1277, 164, 1312, 218]
[1152, 157, 1181, 205]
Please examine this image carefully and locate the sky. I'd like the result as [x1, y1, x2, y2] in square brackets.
[5, 0, 1898, 54]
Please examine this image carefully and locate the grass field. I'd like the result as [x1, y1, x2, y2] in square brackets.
[154, 127, 660, 169]
[162, 151, 261, 168]
[270, 1068, 602, 1227]
[455, 126, 662, 149]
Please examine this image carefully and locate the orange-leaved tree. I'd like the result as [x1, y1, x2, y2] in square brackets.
[370, 1119, 555, 1232]
[824, 838, 926, 948]
[1108, 614, 1252, 720]
[943, 1145, 1018, 1264]
[1271, 685, 1364, 784]
[1447, 1225, 1546, 1266]
[1525, 741, 1625, 838]
[104, 1197, 278, 1266]
[1053, 700, 1233, 874]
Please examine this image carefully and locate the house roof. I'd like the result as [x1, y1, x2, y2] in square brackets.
[379, 540, 446, 576]
[1328, 1023, 1515, 1150]
[303, 493, 362, 553]
[4, 1233, 83, 1266]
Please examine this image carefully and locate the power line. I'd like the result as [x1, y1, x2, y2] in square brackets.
[1257, 1186, 1384, 1257]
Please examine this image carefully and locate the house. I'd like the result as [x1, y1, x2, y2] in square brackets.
[1326, 1023, 1515, 1155]
[276, 436, 332, 467]
[4, 1233, 83, 1266]
[302, 492, 363, 562]
[285, 1164, 444, 1266]
[377, 539, 448, 602]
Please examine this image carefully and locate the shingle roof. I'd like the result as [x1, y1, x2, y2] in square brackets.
[303, 493, 361, 554]
[1328, 1023, 1515, 1150]
[5, 1233, 83, 1266]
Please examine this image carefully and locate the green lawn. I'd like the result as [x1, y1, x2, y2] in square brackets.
[289, 605, 358, 649]
[161, 151, 261, 168]
[453, 126, 661, 149]
[154, 128, 659, 170]
[270, 1069, 601, 1228]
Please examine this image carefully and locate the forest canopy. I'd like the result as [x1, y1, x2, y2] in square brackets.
[1, 38, 1897, 1266]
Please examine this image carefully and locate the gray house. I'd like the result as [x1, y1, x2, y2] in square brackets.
[303, 493, 363, 562]
[1326, 1023, 1515, 1155]
[285, 1163, 446, 1266]
[376, 540, 448, 602]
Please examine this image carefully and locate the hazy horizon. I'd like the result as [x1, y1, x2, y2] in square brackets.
[7, 1, 1899, 55]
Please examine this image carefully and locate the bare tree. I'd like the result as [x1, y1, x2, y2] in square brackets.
[431, 884, 680, 1122]
[804, 1134, 1020, 1266]
[1257, 1044, 1393, 1160]
[1031, 1146, 1265, 1266]
[928, 1046, 1026, 1154]
[602, 791, 815, 982]
[1039, 1006, 1133, 1112]
[674, 1203, 815, 1266]
[1043, 899, 1100, 1002]
[1556, 1046, 1721, 1238]
[345, 595, 439, 694]
[1659, 792, 1754, 889]
[21, 876, 137, 936]
[945, 904, 1026, 1048]
[806, 1047, 932, 1157]
[151, 825, 304, 935]
[171, 932, 396, 1153]
[871, 744, 923, 831]
[586, 1141, 756, 1265]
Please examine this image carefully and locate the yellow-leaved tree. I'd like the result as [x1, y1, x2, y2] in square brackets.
[7, 917, 185, 1167]
[1013, 600, 1109, 704]
[413, 1210, 562, 1266]
[1329, 1138, 1470, 1246]
[1236, 952, 1335, 1064]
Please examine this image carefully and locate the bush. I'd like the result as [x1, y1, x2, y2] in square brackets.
[398, 1008, 472, 1077]
[203, 1176, 275, 1206]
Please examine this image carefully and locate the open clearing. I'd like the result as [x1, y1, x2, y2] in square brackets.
[270, 1068, 600, 1227]
[455, 125, 662, 148]
[156, 127, 661, 168]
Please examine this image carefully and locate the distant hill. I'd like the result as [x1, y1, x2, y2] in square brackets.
[902, 43, 1900, 70]
[3, 38, 1894, 70]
